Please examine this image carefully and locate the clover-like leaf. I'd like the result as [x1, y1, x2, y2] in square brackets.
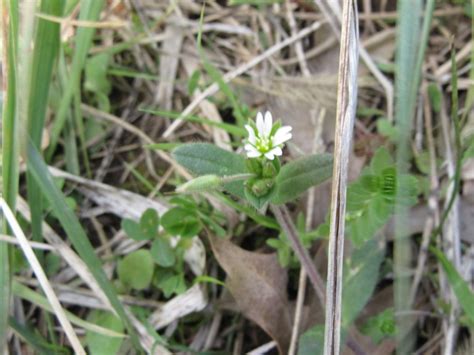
[151, 238, 176, 267]
[161, 207, 202, 238]
[139, 208, 159, 239]
[117, 250, 154, 291]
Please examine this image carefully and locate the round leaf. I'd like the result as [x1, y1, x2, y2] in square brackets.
[139, 208, 159, 239]
[151, 238, 176, 267]
[117, 250, 154, 290]
[161, 207, 201, 238]
[121, 219, 149, 241]
[86, 310, 124, 355]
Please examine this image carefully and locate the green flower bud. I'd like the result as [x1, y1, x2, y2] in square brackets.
[251, 178, 275, 197]
[176, 175, 222, 193]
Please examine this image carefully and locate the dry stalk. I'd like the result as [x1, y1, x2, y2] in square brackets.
[323, 1, 359, 355]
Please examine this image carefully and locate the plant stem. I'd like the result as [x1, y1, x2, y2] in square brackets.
[271, 204, 366, 355]
[270, 205, 325, 302]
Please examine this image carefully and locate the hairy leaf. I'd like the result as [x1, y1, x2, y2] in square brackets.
[272, 153, 333, 205]
[172, 143, 246, 198]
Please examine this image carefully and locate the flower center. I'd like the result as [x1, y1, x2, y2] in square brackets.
[255, 136, 272, 152]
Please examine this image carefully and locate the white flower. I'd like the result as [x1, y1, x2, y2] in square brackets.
[244, 111, 292, 160]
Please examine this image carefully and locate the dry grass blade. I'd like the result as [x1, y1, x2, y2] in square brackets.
[162, 20, 323, 138]
[0, 199, 85, 355]
[323, 1, 359, 355]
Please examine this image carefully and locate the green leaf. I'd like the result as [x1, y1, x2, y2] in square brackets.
[342, 240, 384, 326]
[271, 153, 333, 205]
[376, 118, 399, 142]
[188, 69, 201, 95]
[428, 83, 442, 113]
[121, 219, 149, 241]
[151, 238, 176, 267]
[431, 246, 474, 326]
[86, 311, 124, 355]
[298, 325, 325, 355]
[139, 208, 159, 239]
[154, 269, 186, 298]
[161, 207, 202, 238]
[172, 143, 246, 198]
[117, 250, 154, 291]
[361, 308, 396, 344]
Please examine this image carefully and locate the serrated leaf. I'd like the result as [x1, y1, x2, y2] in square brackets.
[172, 143, 246, 198]
[151, 238, 175, 267]
[271, 153, 333, 205]
[117, 250, 154, 291]
[139, 208, 159, 239]
[161, 207, 202, 238]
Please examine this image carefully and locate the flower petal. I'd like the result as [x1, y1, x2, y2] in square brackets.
[245, 125, 257, 144]
[263, 111, 273, 137]
[272, 126, 293, 146]
[264, 151, 275, 160]
[256, 112, 265, 136]
[247, 149, 262, 158]
[267, 146, 282, 157]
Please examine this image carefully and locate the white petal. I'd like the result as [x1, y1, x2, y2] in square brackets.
[264, 151, 275, 160]
[272, 126, 292, 145]
[245, 125, 256, 144]
[267, 146, 282, 156]
[263, 111, 273, 137]
[247, 149, 262, 158]
[256, 112, 265, 136]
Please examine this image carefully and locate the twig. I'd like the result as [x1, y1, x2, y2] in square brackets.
[323, 1, 359, 355]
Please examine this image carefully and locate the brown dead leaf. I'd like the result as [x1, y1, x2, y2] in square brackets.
[208, 234, 292, 354]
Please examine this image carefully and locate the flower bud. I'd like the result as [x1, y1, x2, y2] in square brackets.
[251, 178, 275, 197]
[176, 175, 222, 193]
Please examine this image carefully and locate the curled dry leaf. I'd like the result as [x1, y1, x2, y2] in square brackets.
[208, 235, 292, 354]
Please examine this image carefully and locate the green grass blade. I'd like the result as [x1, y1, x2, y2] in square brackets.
[140, 108, 246, 136]
[393, 1, 423, 352]
[12, 281, 127, 338]
[26, 0, 64, 250]
[9, 317, 65, 355]
[26, 141, 141, 350]
[46, 0, 105, 160]
[0, 0, 19, 350]
[431, 247, 474, 326]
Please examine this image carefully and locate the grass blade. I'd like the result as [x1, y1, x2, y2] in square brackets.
[0, 0, 19, 350]
[431, 246, 474, 325]
[27, 0, 64, 250]
[0, 198, 85, 354]
[393, 0, 423, 352]
[46, 0, 105, 160]
[26, 141, 141, 350]
[323, 1, 359, 354]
